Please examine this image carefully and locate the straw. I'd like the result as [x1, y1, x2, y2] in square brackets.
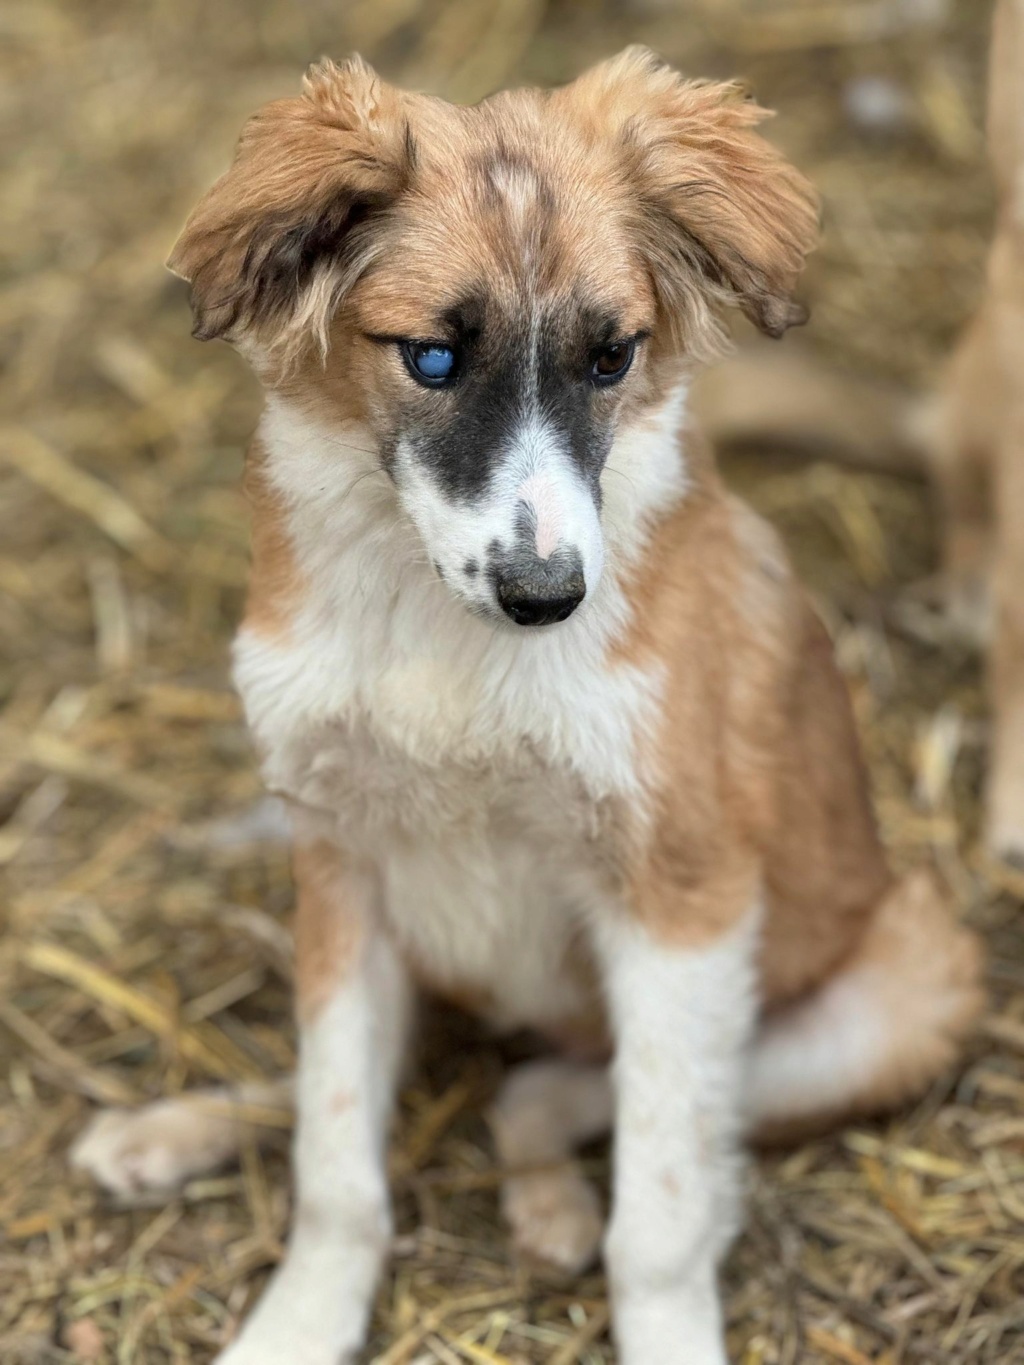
[0, 2, 1012, 1362]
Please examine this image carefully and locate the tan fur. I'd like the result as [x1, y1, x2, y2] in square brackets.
[987, 0, 1024, 211]
[167, 56, 412, 354]
[169, 48, 817, 386]
[556, 49, 819, 344]
[292, 839, 363, 1025]
[609, 453, 892, 1007]
[242, 440, 303, 637]
[919, 0, 1024, 857]
[692, 340, 922, 474]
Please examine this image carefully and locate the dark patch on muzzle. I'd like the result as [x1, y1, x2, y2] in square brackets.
[488, 509, 586, 627]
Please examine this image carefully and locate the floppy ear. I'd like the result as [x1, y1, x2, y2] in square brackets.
[167, 56, 412, 353]
[562, 47, 819, 344]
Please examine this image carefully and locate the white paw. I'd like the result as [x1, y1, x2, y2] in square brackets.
[216, 1334, 354, 1365]
[70, 1100, 234, 1199]
[611, 1278, 727, 1365]
[503, 1169, 604, 1274]
[215, 1267, 368, 1365]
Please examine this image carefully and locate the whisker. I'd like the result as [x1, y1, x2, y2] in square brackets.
[601, 465, 640, 494]
[334, 466, 390, 507]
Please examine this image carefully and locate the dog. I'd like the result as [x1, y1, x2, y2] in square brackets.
[72, 49, 984, 1365]
[694, 0, 1024, 866]
[928, 0, 1024, 861]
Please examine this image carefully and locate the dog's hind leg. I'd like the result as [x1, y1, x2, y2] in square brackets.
[71, 1078, 294, 1199]
[488, 1058, 612, 1274]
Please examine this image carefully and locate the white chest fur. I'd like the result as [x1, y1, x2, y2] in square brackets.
[232, 395, 687, 1026]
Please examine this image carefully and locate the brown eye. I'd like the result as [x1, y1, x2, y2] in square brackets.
[590, 339, 635, 386]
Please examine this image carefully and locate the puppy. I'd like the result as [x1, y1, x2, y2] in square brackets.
[73, 49, 984, 1365]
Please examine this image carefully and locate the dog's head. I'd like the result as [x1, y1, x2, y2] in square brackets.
[170, 49, 817, 627]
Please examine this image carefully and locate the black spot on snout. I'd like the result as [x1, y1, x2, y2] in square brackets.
[464, 558, 479, 578]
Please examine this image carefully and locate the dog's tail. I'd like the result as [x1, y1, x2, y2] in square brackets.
[746, 870, 985, 1144]
[692, 344, 930, 476]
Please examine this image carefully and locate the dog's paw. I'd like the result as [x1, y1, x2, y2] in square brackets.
[70, 1099, 236, 1199]
[503, 1169, 604, 1274]
[216, 1336, 355, 1365]
[214, 1270, 368, 1365]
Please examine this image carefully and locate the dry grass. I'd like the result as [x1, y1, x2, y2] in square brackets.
[1, 0, 1022, 1361]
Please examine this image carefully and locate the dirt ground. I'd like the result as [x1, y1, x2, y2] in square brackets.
[2, 1, 1023, 1362]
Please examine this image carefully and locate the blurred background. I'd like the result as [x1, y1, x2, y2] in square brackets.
[3, 2, 1024, 1362]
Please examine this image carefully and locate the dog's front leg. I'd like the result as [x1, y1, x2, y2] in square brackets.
[218, 835, 411, 1365]
[595, 886, 760, 1365]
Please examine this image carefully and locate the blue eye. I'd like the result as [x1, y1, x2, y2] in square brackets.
[403, 341, 458, 386]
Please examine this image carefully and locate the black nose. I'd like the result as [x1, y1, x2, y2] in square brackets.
[496, 572, 586, 627]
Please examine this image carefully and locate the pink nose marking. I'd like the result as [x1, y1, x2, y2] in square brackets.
[518, 474, 562, 560]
